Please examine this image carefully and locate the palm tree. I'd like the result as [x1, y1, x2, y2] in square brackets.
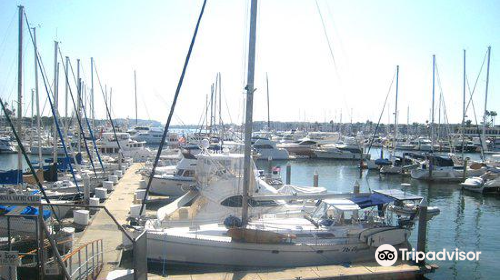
[490, 111, 497, 126]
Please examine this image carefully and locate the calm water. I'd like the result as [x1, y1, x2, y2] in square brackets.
[2, 149, 499, 279]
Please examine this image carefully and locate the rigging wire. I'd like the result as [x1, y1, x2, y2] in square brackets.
[139, 0, 208, 218]
[314, 0, 339, 78]
[366, 70, 397, 154]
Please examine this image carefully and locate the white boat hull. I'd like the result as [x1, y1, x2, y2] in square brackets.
[147, 232, 376, 267]
[146, 175, 195, 197]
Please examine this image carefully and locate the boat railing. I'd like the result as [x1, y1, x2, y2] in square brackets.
[62, 238, 103, 280]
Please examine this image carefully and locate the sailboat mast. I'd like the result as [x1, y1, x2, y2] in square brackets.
[266, 72, 270, 130]
[77, 59, 82, 155]
[91, 57, 95, 131]
[242, 0, 258, 226]
[33, 27, 42, 169]
[482, 46, 491, 154]
[52, 42, 59, 162]
[461, 50, 466, 159]
[17, 5, 24, 174]
[393, 65, 399, 151]
[431, 55, 436, 149]
[134, 69, 138, 125]
[30, 89, 34, 149]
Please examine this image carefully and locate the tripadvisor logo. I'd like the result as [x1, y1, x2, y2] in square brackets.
[375, 244, 482, 266]
[375, 244, 398, 266]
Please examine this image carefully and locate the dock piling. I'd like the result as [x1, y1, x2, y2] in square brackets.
[417, 198, 428, 265]
[286, 164, 291, 185]
[313, 171, 319, 187]
[83, 173, 90, 204]
[462, 157, 468, 181]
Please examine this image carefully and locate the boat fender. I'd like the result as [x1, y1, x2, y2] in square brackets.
[224, 215, 242, 228]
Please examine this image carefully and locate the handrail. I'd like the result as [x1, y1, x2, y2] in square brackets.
[18, 238, 74, 259]
[62, 239, 102, 262]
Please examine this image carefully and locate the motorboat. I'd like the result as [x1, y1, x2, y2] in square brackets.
[143, 153, 197, 197]
[373, 189, 440, 220]
[277, 139, 318, 157]
[305, 132, 340, 146]
[410, 155, 486, 182]
[252, 137, 289, 160]
[313, 144, 370, 160]
[461, 171, 500, 193]
[129, 126, 180, 147]
[0, 136, 16, 154]
[380, 156, 418, 175]
[147, 152, 323, 227]
[97, 132, 154, 162]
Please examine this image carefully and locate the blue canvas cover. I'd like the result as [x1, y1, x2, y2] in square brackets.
[0, 169, 23, 184]
[20, 206, 51, 220]
[375, 158, 392, 166]
[350, 193, 394, 209]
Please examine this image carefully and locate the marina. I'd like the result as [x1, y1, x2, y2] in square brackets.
[0, 1, 499, 280]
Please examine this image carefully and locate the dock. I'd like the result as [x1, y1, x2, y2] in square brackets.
[73, 162, 143, 279]
[152, 262, 437, 280]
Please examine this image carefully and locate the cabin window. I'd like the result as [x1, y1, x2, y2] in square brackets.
[176, 169, 185, 176]
[183, 170, 195, 177]
[221, 195, 279, 207]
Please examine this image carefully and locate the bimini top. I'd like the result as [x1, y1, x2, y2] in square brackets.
[323, 199, 360, 211]
[373, 189, 423, 201]
[350, 193, 394, 209]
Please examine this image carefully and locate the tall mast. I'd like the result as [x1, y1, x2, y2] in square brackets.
[91, 57, 95, 131]
[431, 55, 436, 150]
[30, 89, 34, 149]
[218, 72, 222, 127]
[482, 46, 491, 155]
[266, 72, 270, 130]
[77, 59, 81, 155]
[393, 65, 399, 152]
[33, 27, 42, 169]
[64, 56, 69, 145]
[17, 5, 24, 174]
[461, 50, 466, 159]
[241, 0, 258, 226]
[134, 69, 138, 125]
[52, 41, 59, 163]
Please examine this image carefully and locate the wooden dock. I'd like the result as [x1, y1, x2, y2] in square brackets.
[151, 262, 437, 280]
[74, 162, 143, 279]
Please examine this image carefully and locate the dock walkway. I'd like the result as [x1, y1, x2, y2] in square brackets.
[152, 262, 437, 280]
[74, 162, 143, 279]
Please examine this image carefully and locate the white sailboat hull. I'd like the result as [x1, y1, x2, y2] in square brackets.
[147, 232, 376, 267]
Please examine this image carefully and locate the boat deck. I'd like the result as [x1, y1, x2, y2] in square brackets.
[150, 261, 437, 280]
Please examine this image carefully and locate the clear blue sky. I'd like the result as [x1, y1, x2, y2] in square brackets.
[1, 0, 499, 126]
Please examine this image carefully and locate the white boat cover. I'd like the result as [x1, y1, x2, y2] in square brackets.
[156, 190, 199, 221]
[276, 185, 327, 195]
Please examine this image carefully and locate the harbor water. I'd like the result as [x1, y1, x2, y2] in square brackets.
[1, 149, 499, 279]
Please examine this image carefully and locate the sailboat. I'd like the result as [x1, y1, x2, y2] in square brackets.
[143, 0, 411, 268]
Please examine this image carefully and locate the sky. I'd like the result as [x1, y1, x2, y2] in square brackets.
[0, 0, 499, 126]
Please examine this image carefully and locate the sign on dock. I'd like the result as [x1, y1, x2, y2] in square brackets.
[0, 251, 19, 266]
[0, 194, 41, 204]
